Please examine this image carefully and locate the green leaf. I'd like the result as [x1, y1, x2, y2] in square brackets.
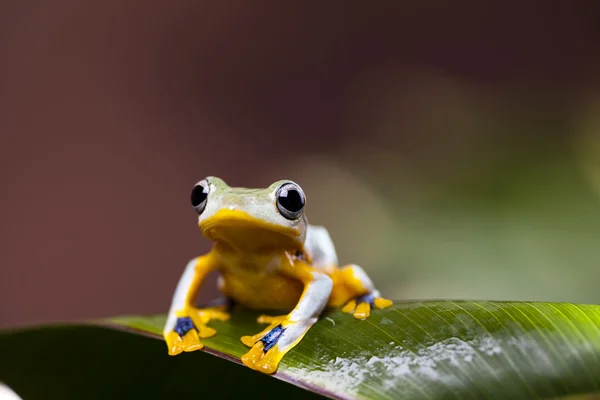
[2, 301, 600, 400]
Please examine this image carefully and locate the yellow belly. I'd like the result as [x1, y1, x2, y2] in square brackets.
[220, 269, 304, 310]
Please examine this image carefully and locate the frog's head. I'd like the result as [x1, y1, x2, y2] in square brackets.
[191, 176, 308, 251]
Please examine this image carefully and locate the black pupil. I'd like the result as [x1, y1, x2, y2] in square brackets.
[279, 187, 304, 212]
[191, 184, 208, 207]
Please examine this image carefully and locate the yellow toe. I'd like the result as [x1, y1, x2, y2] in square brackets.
[256, 314, 287, 325]
[240, 322, 278, 347]
[188, 311, 223, 339]
[166, 331, 204, 355]
[197, 325, 217, 339]
[353, 302, 371, 319]
[241, 342, 265, 370]
[207, 309, 231, 322]
[190, 307, 231, 325]
[166, 332, 184, 356]
[241, 335, 257, 347]
[374, 297, 393, 309]
[255, 345, 284, 374]
[342, 299, 357, 313]
[168, 346, 183, 356]
[181, 330, 204, 352]
[257, 362, 278, 374]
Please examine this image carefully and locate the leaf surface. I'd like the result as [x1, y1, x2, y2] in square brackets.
[2, 301, 600, 400]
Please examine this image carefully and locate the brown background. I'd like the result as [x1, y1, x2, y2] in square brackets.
[2, 2, 600, 327]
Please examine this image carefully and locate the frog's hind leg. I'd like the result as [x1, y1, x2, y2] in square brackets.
[330, 264, 392, 319]
[240, 267, 332, 374]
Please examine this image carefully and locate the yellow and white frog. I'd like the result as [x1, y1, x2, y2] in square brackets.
[163, 177, 392, 374]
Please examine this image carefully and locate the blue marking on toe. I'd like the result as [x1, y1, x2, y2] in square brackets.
[174, 317, 196, 338]
[260, 324, 286, 352]
[356, 293, 375, 307]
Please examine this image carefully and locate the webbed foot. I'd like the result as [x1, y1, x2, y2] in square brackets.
[165, 306, 230, 355]
[165, 317, 205, 355]
[342, 292, 392, 319]
[241, 317, 312, 374]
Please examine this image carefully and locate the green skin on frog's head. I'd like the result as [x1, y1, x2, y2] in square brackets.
[192, 177, 308, 252]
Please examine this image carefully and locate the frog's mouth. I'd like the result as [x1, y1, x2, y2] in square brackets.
[199, 209, 301, 250]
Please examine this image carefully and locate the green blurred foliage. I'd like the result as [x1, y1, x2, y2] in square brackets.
[267, 69, 600, 305]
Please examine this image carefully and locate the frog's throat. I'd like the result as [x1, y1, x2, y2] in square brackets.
[199, 209, 301, 238]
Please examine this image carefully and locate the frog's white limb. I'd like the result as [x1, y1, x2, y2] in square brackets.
[163, 257, 200, 336]
[289, 271, 333, 322]
[279, 271, 332, 351]
[304, 225, 338, 273]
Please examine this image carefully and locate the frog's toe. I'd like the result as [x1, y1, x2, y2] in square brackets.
[374, 297, 393, 309]
[241, 342, 283, 374]
[343, 293, 392, 320]
[353, 301, 371, 319]
[166, 331, 186, 355]
[196, 325, 217, 339]
[165, 316, 207, 355]
[255, 345, 285, 374]
[341, 299, 357, 314]
[177, 307, 227, 339]
[189, 307, 231, 325]
[165, 319, 205, 355]
[180, 329, 204, 352]
[241, 341, 266, 369]
[256, 314, 288, 325]
[241, 324, 288, 374]
[241, 322, 282, 347]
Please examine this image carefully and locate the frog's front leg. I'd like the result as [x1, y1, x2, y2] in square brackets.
[332, 264, 393, 319]
[240, 264, 332, 374]
[163, 252, 230, 355]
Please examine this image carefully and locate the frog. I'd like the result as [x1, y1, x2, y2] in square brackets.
[163, 177, 393, 374]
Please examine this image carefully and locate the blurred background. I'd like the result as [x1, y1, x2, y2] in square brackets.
[1, 1, 600, 328]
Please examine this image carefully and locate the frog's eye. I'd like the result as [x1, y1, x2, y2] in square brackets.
[191, 179, 210, 215]
[276, 182, 305, 220]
